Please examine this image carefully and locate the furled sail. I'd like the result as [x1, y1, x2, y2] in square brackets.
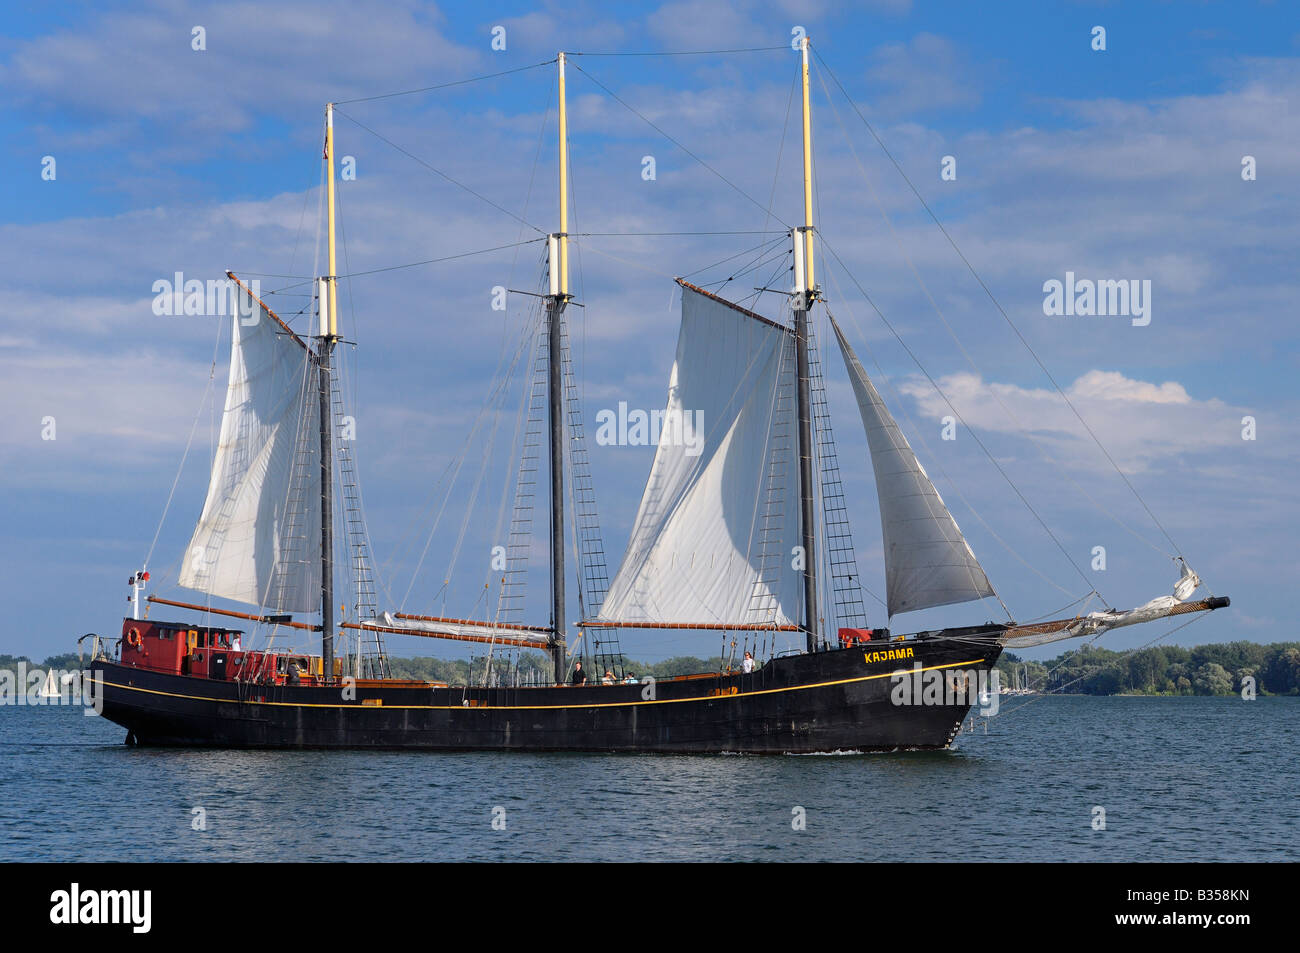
[1003, 562, 1206, 648]
[177, 296, 321, 613]
[362, 613, 550, 647]
[831, 316, 995, 617]
[597, 282, 802, 627]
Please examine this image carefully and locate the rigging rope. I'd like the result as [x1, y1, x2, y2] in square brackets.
[286, 156, 317, 286]
[567, 60, 792, 229]
[684, 61, 788, 313]
[256, 320, 320, 656]
[333, 108, 546, 234]
[334, 59, 558, 105]
[481, 92, 556, 633]
[572, 230, 786, 236]
[994, 611, 1211, 721]
[1019, 590, 1100, 624]
[397, 296, 540, 609]
[712, 238, 790, 302]
[568, 46, 789, 57]
[142, 314, 224, 571]
[336, 239, 548, 279]
[333, 183, 402, 632]
[819, 234, 1106, 607]
[812, 48, 1187, 564]
[466, 95, 558, 639]
[821, 296, 1021, 617]
[724, 62, 797, 316]
[680, 233, 787, 282]
[814, 70, 1173, 564]
[765, 69, 798, 231]
[487, 268, 547, 617]
[820, 265, 1083, 609]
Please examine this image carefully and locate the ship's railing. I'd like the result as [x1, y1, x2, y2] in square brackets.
[77, 633, 117, 664]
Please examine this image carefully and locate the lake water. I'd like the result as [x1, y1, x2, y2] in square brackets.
[2, 696, 1295, 862]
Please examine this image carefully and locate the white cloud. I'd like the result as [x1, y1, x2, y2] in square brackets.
[0, 346, 220, 491]
[896, 368, 1253, 473]
[646, 1, 770, 50]
[0, 0, 480, 131]
[863, 33, 986, 116]
[1067, 370, 1190, 405]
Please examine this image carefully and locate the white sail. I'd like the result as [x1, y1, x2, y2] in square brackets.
[177, 303, 321, 613]
[598, 283, 801, 626]
[831, 316, 995, 617]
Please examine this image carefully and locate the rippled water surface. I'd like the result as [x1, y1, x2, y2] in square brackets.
[2, 696, 1295, 861]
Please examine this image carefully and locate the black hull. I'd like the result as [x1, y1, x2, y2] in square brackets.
[89, 635, 1002, 753]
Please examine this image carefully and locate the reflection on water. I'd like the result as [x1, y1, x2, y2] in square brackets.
[2, 697, 1295, 861]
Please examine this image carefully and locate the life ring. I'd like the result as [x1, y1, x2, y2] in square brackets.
[126, 628, 142, 647]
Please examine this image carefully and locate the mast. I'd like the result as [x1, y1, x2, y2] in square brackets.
[793, 36, 820, 653]
[545, 54, 570, 682]
[319, 102, 340, 681]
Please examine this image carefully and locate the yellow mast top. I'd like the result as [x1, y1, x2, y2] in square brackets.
[324, 102, 339, 337]
[799, 35, 816, 294]
[556, 52, 570, 297]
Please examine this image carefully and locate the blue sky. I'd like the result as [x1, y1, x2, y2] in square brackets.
[2, 0, 1296, 662]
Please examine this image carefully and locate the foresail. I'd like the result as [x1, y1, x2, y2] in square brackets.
[597, 283, 801, 627]
[831, 316, 995, 617]
[177, 301, 322, 613]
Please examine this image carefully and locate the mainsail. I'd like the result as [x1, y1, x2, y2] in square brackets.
[177, 295, 322, 613]
[831, 316, 996, 617]
[598, 283, 802, 626]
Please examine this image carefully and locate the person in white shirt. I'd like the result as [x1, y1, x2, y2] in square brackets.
[742, 651, 756, 674]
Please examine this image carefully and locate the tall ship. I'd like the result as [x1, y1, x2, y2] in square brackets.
[84, 40, 1228, 752]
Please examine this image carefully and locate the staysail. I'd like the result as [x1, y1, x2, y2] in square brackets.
[177, 291, 322, 613]
[831, 316, 996, 617]
[597, 283, 802, 627]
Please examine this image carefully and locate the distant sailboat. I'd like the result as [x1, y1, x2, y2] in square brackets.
[84, 38, 1228, 752]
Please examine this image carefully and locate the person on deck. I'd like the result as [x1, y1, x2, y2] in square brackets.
[602, 670, 616, 686]
[742, 651, 756, 674]
[623, 673, 637, 685]
[570, 661, 586, 686]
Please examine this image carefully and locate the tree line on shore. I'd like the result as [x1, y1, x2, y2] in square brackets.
[6, 640, 1298, 696]
[261, 640, 1300, 695]
[997, 641, 1299, 696]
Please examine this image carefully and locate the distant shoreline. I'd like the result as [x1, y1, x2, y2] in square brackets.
[6, 638, 1298, 699]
